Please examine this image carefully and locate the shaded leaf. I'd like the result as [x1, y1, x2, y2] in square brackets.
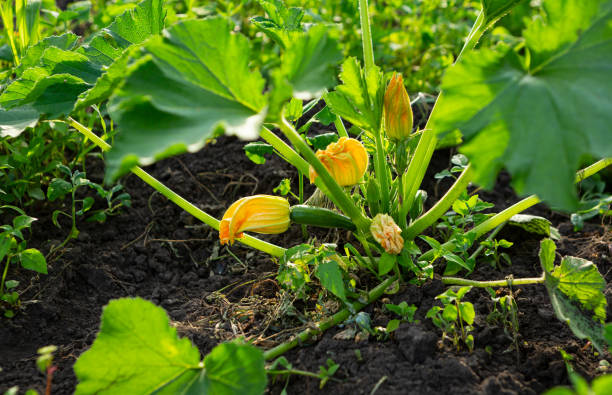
[509, 214, 553, 237]
[315, 260, 346, 301]
[0, 106, 39, 138]
[280, 25, 341, 100]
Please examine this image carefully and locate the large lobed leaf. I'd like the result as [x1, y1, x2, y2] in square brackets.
[74, 298, 202, 394]
[74, 298, 267, 395]
[430, 0, 612, 210]
[105, 17, 267, 180]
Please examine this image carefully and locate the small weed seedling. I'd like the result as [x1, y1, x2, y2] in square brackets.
[480, 238, 513, 271]
[47, 164, 130, 253]
[427, 286, 475, 351]
[0, 207, 47, 317]
[268, 356, 339, 391]
[486, 287, 520, 362]
[385, 301, 418, 333]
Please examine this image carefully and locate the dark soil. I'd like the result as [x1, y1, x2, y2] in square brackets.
[1, 128, 611, 394]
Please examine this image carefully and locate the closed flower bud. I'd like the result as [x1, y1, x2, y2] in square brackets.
[309, 137, 368, 186]
[370, 214, 404, 255]
[384, 73, 413, 141]
[219, 195, 290, 245]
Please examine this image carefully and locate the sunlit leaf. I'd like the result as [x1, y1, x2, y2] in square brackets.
[543, 255, 607, 351]
[106, 18, 267, 180]
[431, 0, 612, 210]
[324, 57, 384, 133]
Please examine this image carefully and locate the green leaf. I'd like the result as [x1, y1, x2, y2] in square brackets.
[19, 74, 90, 118]
[19, 249, 47, 274]
[378, 253, 397, 276]
[47, 178, 72, 201]
[509, 214, 553, 237]
[16, 32, 79, 76]
[315, 260, 346, 301]
[307, 133, 338, 151]
[75, 0, 165, 108]
[200, 342, 267, 395]
[443, 304, 458, 322]
[386, 319, 400, 333]
[74, 298, 202, 394]
[0, 0, 163, 132]
[0, 67, 50, 109]
[13, 215, 36, 230]
[324, 57, 384, 132]
[539, 238, 556, 273]
[244, 142, 274, 165]
[431, 0, 612, 210]
[251, 0, 303, 48]
[280, 25, 341, 100]
[106, 18, 267, 180]
[481, 0, 525, 30]
[74, 50, 131, 110]
[78, 0, 164, 66]
[543, 255, 607, 351]
[0, 106, 39, 138]
[459, 302, 475, 325]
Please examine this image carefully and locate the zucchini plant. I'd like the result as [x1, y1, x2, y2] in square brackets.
[1, 0, 611, 393]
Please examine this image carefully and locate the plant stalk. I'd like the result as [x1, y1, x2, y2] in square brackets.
[263, 275, 396, 360]
[68, 118, 286, 258]
[278, 117, 370, 231]
[334, 115, 349, 138]
[358, 0, 375, 72]
[442, 275, 544, 288]
[400, 10, 489, 222]
[261, 127, 309, 175]
[405, 164, 474, 239]
[374, 129, 391, 213]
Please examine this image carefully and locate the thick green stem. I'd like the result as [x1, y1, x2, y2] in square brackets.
[68, 118, 286, 258]
[334, 116, 349, 138]
[278, 118, 370, 231]
[576, 158, 612, 183]
[419, 158, 612, 262]
[442, 275, 544, 288]
[263, 275, 396, 360]
[358, 0, 375, 72]
[400, 11, 488, 221]
[374, 130, 391, 213]
[261, 126, 341, 209]
[404, 165, 474, 239]
[260, 127, 309, 175]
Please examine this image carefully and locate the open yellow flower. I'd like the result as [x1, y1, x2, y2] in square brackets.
[370, 214, 404, 255]
[219, 195, 290, 245]
[384, 73, 413, 141]
[309, 137, 368, 186]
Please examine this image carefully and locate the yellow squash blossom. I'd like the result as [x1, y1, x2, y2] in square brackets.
[219, 195, 290, 245]
[309, 137, 368, 186]
[384, 73, 413, 141]
[370, 214, 404, 255]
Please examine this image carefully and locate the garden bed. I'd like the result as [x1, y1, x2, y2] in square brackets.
[1, 134, 610, 394]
